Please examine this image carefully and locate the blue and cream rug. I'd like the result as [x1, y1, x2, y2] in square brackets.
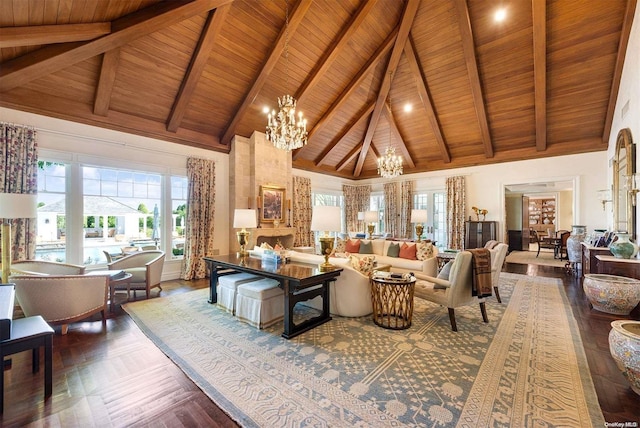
[123, 273, 604, 427]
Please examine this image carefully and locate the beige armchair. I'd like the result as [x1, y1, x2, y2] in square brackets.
[108, 250, 165, 299]
[11, 260, 85, 275]
[413, 251, 489, 332]
[489, 243, 509, 303]
[11, 274, 108, 335]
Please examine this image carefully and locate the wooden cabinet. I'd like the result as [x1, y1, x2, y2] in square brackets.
[465, 221, 497, 249]
[595, 255, 640, 279]
[581, 242, 611, 276]
[508, 230, 523, 251]
[528, 198, 556, 235]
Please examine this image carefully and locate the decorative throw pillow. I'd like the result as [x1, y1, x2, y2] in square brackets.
[334, 237, 346, 254]
[416, 242, 434, 260]
[387, 242, 400, 257]
[349, 255, 375, 276]
[437, 260, 454, 280]
[345, 239, 361, 253]
[359, 240, 373, 254]
[399, 242, 417, 260]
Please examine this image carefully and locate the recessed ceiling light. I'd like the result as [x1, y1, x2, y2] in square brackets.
[403, 104, 413, 113]
[262, 106, 270, 114]
[494, 8, 507, 22]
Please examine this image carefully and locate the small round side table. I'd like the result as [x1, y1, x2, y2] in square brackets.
[370, 275, 416, 330]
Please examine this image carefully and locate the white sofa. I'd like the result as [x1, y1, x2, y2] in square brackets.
[286, 251, 373, 317]
[341, 238, 438, 276]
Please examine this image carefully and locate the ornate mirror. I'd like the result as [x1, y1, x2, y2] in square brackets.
[613, 128, 635, 240]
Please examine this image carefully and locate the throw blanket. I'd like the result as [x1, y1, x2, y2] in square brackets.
[469, 248, 492, 298]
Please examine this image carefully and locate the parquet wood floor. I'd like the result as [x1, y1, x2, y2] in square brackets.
[1, 262, 638, 426]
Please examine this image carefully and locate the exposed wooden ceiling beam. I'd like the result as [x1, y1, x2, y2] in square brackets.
[337, 144, 363, 171]
[353, 0, 420, 177]
[603, 0, 637, 143]
[404, 35, 450, 163]
[453, 0, 493, 158]
[220, 0, 313, 145]
[0, 23, 112, 48]
[0, 0, 232, 93]
[316, 101, 375, 166]
[93, 49, 121, 116]
[167, 5, 230, 132]
[293, 26, 398, 160]
[532, 0, 546, 151]
[383, 102, 415, 168]
[295, 0, 378, 106]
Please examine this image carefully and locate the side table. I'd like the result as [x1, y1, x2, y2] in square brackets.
[370, 275, 416, 330]
[0, 315, 54, 413]
[87, 270, 133, 311]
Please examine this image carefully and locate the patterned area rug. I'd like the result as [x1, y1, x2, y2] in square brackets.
[505, 250, 567, 268]
[123, 273, 603, 427]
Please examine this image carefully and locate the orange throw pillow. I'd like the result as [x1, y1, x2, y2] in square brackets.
[345, 239, 361, 253]
[399, 242, 417, 260]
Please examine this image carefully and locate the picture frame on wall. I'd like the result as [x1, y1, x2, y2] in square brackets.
[260, 185, 285, 223]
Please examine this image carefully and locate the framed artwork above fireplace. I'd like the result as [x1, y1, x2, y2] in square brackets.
[260, 185, 285, 223]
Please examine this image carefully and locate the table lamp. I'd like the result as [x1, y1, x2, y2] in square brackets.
[364, 210, 378, 238]
[411, 209, 428, 242]
[311, 205, 341, 271]
[0, 193, 38, 283]
[233, 209, 257, 256]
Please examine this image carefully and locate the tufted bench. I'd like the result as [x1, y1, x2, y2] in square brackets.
[217, 272, 262, 315]
[235, 278, 283, 329]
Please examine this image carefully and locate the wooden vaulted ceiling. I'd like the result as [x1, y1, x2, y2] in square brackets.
[0, 0, 636, 179]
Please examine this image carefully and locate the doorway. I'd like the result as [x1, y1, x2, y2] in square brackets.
[503, 179, 576, 252]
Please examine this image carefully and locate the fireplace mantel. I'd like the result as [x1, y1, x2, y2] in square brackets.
[252, 227, 295, 248]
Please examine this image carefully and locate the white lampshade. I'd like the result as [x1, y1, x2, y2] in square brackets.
[364, 210, 378, 224]
[311, 206, 341, 232]
[411, 209, 428, 223]
[233, 209, 257, 229]
[0, 193, 38, 218]
[357, 211, 364, 221]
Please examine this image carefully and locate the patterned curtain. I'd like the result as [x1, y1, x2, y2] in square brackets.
[0, 122, 38, 261]
[343, 184, 371, 234]
[292, 175, 313, 246]
[181, 158, 216, 280]
[446, 176, 466, 250]
[383, 182, 398, 238]
[399, 180, 413, 239]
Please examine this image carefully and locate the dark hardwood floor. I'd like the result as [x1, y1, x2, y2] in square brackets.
[1, 261, 639, 426]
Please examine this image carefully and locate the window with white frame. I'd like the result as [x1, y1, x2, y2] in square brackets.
[413, 191, 446, 247]
[36, 162, 67, 262]
[171, 176, 188, 259]
[370, 194, 384, 235]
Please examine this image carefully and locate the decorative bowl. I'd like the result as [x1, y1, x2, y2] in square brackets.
[609, 320, 640, 395]
[583, 274, 640, 315]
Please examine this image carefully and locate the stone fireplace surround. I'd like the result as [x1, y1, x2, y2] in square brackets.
[229, 131, 293, 253]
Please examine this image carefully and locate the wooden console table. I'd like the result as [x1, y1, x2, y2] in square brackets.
[204, 254, 342, 339]
[581, 243, 612, 276]
[595, 255, 640, 279]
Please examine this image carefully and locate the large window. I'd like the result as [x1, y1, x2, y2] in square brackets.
[36, 162, 67, 262]
[370, 194, 384, 235]
[413, 191, 446, 247]
[34, 160, 187, 266]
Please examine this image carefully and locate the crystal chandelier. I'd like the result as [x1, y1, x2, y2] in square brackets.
[265, 0, 307, 151]
[377, 147, 403, 178]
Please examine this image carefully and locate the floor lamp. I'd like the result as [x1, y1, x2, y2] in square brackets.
[0, 193, 38, 283]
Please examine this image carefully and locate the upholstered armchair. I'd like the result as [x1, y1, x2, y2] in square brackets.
[108, 250, 165, 299]
[413, 251, 489, 332]
[489, 243, 509, 303]
[11, 260, 86, 275]
[11, 274, 108, 335]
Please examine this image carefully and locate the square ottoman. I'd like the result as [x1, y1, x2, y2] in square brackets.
[235, 278, 283, 329]
[217, 272, 262, 314]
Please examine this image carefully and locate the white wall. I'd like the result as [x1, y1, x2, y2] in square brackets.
[607, 3, 640, 231]
[0, 107, 230, 279]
